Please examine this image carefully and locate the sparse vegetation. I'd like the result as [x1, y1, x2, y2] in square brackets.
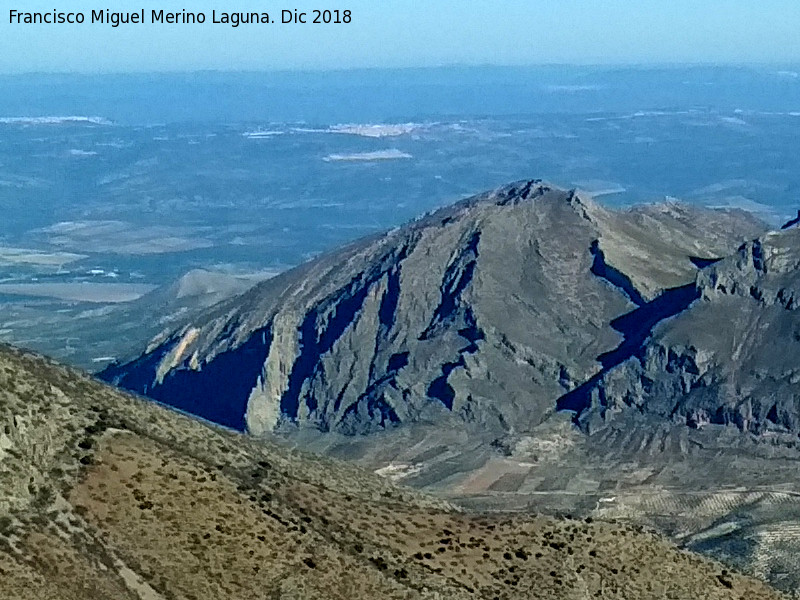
[0, 344, 788, 599]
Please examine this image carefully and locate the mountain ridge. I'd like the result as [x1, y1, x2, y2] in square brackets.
[572, 226, 800, 435]
[61, 180, 800, 592]
[100, 180, 767, 439]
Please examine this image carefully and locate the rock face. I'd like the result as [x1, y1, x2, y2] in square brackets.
[100, 181, 765, 437]
[571, 228, 800, 434]
[93, 181, 800, 593]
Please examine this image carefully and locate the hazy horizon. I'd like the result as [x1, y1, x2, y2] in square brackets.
[3, 60, 800, 76]
[1, 1, 799, 73]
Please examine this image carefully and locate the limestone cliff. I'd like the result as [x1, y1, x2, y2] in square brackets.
[100, 181, 764, 436]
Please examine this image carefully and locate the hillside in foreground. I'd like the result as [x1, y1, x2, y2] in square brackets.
[0, 344, 785, 599]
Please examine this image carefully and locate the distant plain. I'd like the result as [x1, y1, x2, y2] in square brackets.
[0, 66, 799, 367]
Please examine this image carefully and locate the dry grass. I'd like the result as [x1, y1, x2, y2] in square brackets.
[0, 344, 787, 599]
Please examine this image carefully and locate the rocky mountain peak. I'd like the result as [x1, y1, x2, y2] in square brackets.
[100, 181, 765, 438]
[699, 228, 800, 308]
[87, 185, 800, 594]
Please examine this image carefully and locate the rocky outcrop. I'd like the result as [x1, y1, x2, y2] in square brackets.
[572, 228, 800, 435]
[100, 181, 765, 437]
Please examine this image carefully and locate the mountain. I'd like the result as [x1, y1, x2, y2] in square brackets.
[99, 181, 765, 436]
[0, 344, 782, 599]
[99, 181, 800, 592]
[569, 227, 800, 434]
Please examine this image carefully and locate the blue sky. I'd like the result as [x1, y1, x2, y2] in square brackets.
[1, 1, 799, 73]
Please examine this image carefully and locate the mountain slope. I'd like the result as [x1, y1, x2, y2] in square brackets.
[566, 226, 800, 435]
[100, 181, 764, 436]
[0, 344, 783, 599]
[98, 181, 800, 592]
